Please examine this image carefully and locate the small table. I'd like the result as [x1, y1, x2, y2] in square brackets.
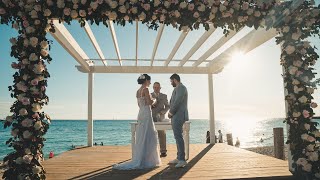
[130, 121, 191, 160]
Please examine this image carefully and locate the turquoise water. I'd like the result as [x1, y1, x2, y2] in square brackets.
[1, 118, 319, 160]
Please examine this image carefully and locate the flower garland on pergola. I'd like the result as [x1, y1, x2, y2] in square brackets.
[0, 0, 320, 179]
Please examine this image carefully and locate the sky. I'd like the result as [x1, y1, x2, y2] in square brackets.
[0, 18, 319, 121]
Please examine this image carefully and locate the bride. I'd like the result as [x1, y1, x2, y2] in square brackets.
[113, 74, 161, 170]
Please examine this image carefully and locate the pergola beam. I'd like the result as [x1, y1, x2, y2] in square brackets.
[192, 29, 240, 67]
[179, 26, 216, 67]
[76, 65, 212, 74]
[164, 30, 189, 66]
[50, 20, 91, 72]
[135, 20, 139, 66]
[151, 24, 165, 66]
[207, 28, 277, 73]
[84, 21, 107, 66]
[107, 21, 122, 66]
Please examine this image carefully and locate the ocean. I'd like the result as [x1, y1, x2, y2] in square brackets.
[1, 118, 319, 160]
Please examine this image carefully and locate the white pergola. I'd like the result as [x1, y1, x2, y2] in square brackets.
[50, 20, 277, 147]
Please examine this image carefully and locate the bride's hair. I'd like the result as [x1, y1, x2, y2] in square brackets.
[137, 74, 151, 84]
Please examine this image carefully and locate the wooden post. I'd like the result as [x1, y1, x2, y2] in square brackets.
[87, 71, 94, 147]
[274, 127, 284, 160]
[208, 74, 215, 144]
[226, 133, 233, 146]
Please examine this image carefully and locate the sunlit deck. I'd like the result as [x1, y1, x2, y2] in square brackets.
[41, 143, 293, 180]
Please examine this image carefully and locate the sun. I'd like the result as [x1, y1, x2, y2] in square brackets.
[225, 51, 247, 71]
[231, 51, 246, 62]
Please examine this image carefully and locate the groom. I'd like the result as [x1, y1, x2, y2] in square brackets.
[168, 73, 189, 168]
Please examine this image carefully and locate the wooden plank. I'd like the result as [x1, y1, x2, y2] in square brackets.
[84, 21, 107, 66]
[150, 24, 165, 66]
[107, 21, 122, 66]
[40, 144, 292, 180]
[50, 21, 91, 72]
[76, 65, 211, 74]
[164, 30, 189, 66]
[207, 28, 277, 73]
[179, 25, 216, 67]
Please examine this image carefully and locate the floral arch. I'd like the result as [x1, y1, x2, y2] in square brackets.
[1, 0, 320, 179]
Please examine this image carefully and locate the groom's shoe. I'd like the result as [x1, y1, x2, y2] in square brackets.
[160, 153, 167, 157]
[168, 159, 179, 164]
[175, 160, 187, 168]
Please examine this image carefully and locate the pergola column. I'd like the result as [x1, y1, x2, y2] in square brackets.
[208, 73, 215, 144]
[88, 71, 94, 147]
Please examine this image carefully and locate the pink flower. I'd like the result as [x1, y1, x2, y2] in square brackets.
[21, 97, 30, 105]
[307, 136, 316, 142]
[64, 8, 71, 16]
[21, 118, 33, 127]
[23, 20, 29, 28]
[143, 4, 150, 11]
[311, 102, 318, 108]
[0, 8, 6, 15]
[11, 62, 20, 69]
[32, 113, 40, 119]
[31, 79, 39, 86]
[23, 154, 33, 164]
[11, 129, 19, 137]
[303, 110, 310, 118]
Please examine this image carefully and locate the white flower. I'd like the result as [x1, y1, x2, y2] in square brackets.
[22, 118, 33, 127]
[30, 37, 38, 47]
[131, 7, 138, 14]
[306, 144, 315, 151]
[34, 64, 45, 74]
[219, 4, 226, 12]
[164, 1, 171, 8]
[209, 13, 215, 20]
[10, 38, 17, 45]
[193, 12, 200, 18]
[233, 3, 240, 10]
[303, 41, 311, 48]
[44, 9, 51, 17]
[23, 154, 33, 163]
[110, 1, 118, 9]
[14, 157, 23, 165]
[11, 129, 19, 138]
[160, 14, 166, 22]
[242, 2, 249, 10]
[32, 103, 42, 112]
[198, 4, 206, 12]
[71, 10, 78, 19]
[308, 152, 318, 161]
[179, 2, 187, 9]
[285, 45, 295, 55]
[143, 3, 150, 11]
[130, 0, 137, 3]
[282, 26, 290, 33]
[79, 10, 86, 17]
[292, 79, 300, 85]
[64, 8, 71, 16]
[19, 108, 28, 116]
[288, 66, 298, 75]
[293, 60, 303, 67]
[247, 8, 254, 15]
[188, 3, 195, 11]
[32, 166, 42, 174]
[109, 11, 117, 20]
[311, 102, 318, 108]
[72, 0, 79, 3]
[304, 123, 310, 130]
[174, 10, 180, 18]
[34, 20, 41, 25]
[293, 86, 303, 94]
[6, 116, 13, 123]
[21, 97, 30, 106]
[306, 87, 314, 94]
[296, 157, 308, 166]
[302, 163, 312, 172]
[81, 0, 87, 5]
[34, 121, 43, 130]
[26, 26, 35, 34]
[41, 49, 49, 57]
[47, 0, 54, 6]
[29, 53, 38, 61]
[40, 41, 49, 49]
[0, 8, 6, 15]
[119, 5, 126, 13]
[138, 12, 146, 21]
[299, 96, 308, 103]
[151, 15, 157, 21]
[254, 11, 261, 17]
[124, 15, 130, 21]
[139, 74, 145, 80]
[293, 112, 301, 118]
[90, 2, 98, 10]
[211, 7, 218, 13]
[23, 130, 32, 139]
[30, 10, 38, 19]
[292, 32, 301, 41]
[181, 26, 189, 32]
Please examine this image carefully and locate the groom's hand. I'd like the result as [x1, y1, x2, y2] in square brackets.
[168, 112, 173, 118]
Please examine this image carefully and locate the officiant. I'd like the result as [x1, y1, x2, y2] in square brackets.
[151, 82, 170, 157]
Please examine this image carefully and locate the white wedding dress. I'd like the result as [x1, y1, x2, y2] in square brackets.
[113, 95, 161, 170]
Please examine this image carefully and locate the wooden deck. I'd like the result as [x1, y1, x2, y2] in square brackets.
[41, 144, 293, 180]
